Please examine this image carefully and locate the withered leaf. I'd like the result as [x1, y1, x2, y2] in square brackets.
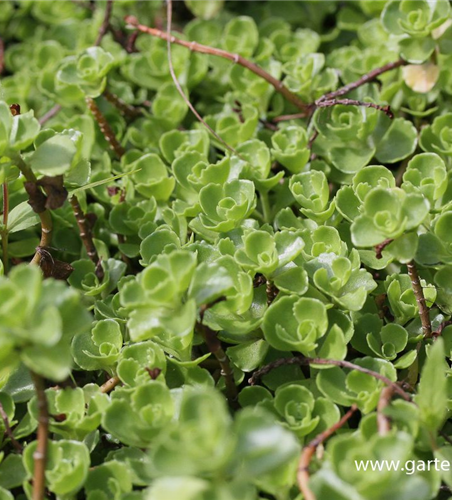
[37, 175, 68, 210]
[24, 182, 47, 213]
[37, 247, 74, 280]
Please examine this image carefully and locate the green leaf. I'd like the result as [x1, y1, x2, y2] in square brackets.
[415, 338, 447, 431]
[7, 202, 39, 233]
[0, 454, 26, 490]
[227, 340, 269, 372]
[375, 118, 418, 164]
[233, 407, 300, 476]
[185, 0, 224, 19]
[9, 111, 40, 151]
[30, 133, 78, 175]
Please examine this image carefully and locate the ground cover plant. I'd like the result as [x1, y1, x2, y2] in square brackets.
[1, 0, 452, 499]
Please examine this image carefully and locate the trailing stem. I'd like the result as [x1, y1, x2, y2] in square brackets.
[375, 238, 394, 259]
[99, 375, 120, 394]
[124, 15, 309, 112]
[103, 89, 142, 119]
[85, 97, 125, 158]
[70, 196, 104, 280]
[319, 59, 407, 101]
[315, 98, 394, 118]
[274, 58, 405, 123]
[0, 401, 23, 453]
[407, 261, 432, 339]
[249, 356, 411, 401]
[30, 372, 48, 500]
[164, 0, 240, 157]
[297, 405, 358, 500]
[38, 105, 62, 126]
[273, 111, 309, 123]
[197, 320, 238, 408]
[94, 0, 114, 46]
[12, 155, 53, 266]
[377, 386, 394, 436]
[198, 299, 238, 408]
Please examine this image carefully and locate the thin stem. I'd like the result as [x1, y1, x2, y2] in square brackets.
[9, 105, 53, 266]
[126, 30, 139, 53]
[164, 0, 239, 157]
[103, 89, 142, 119]
[440, 431, 452, 447]
[30, 372, 48, 500]
[85, 97, 125, 158]
[70, 196, 104, 280]
[99, 375, 120, 394]
[0, 401, 23, 453]
[94, 0, 114, 46]
[273, 111, 309, 123]
[297, 405, 358, 500]
[266, 280, 278, 306]
[39, 105, 62, 126]
[308, 129, 319, 151]
[375, 238, 394, 259]
[319, 59, 407, 101]
[377, 386, 393, 436]
[198, 299, 237, 408]
[2, 183, 9, 273]
[30, 210, 53, 266]
[249, 356, 411, 402]
[12, 154, 53, 266]
[434, 320, 452, 338]
[125, 15, 309, 112]
[315, 98, 394, 119]
[407, 261, 432, 339]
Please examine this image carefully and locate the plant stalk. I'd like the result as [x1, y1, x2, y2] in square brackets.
[94, 0, 114, 46]
[197, 317, 238, 408]
[0, 401, 23, 453]
[12, 154, 53, 266]
[249, 356, 411, 401]
[30, 372, 48, 500]
[85, 97, 125, 158]
[407, 261, 432, 339]
[297, 405, 358, 500]
[319, 59, 406, 101]
[70, 196, 104, 280]
[125, 15, 309, 112]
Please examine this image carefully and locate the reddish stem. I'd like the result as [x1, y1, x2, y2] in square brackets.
[70, 196, 104, 281]
[407, 261, 432, 339]
[39, 105, 62, 126]
[0, 401, 23, 453]
[103, 89, 142, 119]
[249, 356, 411, 402]
[85, 97, 125, 158]
[319, 59, 407, 102]
[125, 15, 309, 112]
[31, 372, 48, 500]
[297, 405, 358, 500]
[315, 98, 394, 119]
[94, 0, 114, 46]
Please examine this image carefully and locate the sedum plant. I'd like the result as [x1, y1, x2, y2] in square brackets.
[1, 2, 452, 500]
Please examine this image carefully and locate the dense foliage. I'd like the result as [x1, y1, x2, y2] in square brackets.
[1, 1, 452, 499]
